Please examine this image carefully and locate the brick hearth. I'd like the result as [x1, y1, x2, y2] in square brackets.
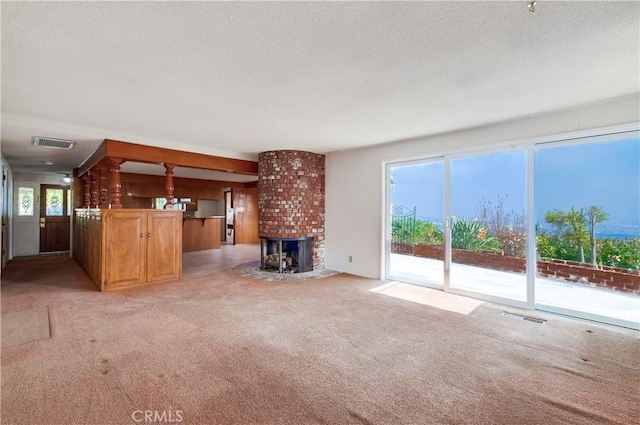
[258, 150, 325, 269]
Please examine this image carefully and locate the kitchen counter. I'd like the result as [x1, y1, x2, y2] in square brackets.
[182, 216, 223, 252]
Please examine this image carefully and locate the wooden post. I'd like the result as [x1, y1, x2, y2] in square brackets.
[89, 169, 99, 208]
[109, 157, 123, 209]
[98, 166, 109, 209]
[82, 174, 91, 207]
[164, 163, 175, 209]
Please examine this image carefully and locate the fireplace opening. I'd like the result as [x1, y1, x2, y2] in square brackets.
[260, 237, 313, 273]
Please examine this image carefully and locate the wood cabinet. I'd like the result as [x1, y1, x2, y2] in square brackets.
[74, 209, 103, 285]
[74, 209, 182, 291]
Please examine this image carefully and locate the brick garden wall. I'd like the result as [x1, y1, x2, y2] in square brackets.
[538, 260, 639, 294]
[391, 242, 640, 295]
[258, 150, 325, 269]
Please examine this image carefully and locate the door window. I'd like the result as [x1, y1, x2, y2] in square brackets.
[45, 188, 64, 216]
[18, 187, 34, 216]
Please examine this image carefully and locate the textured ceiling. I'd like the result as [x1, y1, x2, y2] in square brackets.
[1, 1, 639, 176]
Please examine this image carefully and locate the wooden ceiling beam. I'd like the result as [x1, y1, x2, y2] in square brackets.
[76, 139, 259, 178]
[104, 139, 258, 175]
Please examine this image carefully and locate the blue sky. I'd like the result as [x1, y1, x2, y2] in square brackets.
[390, 136, 639, 235]
[535, 137, 639, 233]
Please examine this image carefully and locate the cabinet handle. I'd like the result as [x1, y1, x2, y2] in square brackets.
[147, 233, 151, 238]
[140, 233, 144, 238]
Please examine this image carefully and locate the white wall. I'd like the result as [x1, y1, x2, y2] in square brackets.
[325, 95, 640, 279]
[13, 181, 40, 257]
[12, 173, 72, 257]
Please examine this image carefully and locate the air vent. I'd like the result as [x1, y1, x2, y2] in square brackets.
[33, 137, 75, 150]
[502, 311, 546, 324]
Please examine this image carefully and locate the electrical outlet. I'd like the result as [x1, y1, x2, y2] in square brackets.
[349, 255, 353, 263]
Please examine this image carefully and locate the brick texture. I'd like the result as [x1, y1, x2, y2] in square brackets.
[258, 151, 325, 269]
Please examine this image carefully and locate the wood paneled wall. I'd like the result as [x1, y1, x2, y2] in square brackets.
[120, 173, 247, 204]
[74, 172, 250, 208]
[233, 187, 259, 244]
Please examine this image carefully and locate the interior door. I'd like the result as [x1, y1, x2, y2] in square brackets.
[233, 188, 259, 244]
[39, 184, 71, 252]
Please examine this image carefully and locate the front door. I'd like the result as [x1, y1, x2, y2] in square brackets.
[39, 184, 71, 252]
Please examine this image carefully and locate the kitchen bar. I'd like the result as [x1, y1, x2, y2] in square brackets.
[182, 216, 224, 252]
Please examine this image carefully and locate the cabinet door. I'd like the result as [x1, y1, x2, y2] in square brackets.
[104, 212, 146, 289]
[146, 212, 182, 283]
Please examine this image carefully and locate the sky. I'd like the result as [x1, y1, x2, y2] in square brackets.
[390, 136, 640, 236]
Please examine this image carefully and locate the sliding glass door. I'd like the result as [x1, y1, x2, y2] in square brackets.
[534, 134, 640, 329]
[385, 129, 639, 329]
[448, 151, 528, 304]
[387, 159, 444, 287]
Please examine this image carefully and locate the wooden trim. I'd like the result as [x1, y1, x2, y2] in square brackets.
[164, 163, 175, 209]
[104, 139, 258, 175]
[89, 169, 99, 208]
[98, 166, 108, 209]
[82, 174, 91, 207]
[109, 157, 123, 209]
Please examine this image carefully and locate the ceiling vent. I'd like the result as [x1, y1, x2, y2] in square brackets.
[33, 136, 75, 150]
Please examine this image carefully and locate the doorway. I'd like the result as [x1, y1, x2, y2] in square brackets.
[223, 189, 234, 244]
[39, 184, 71, 252]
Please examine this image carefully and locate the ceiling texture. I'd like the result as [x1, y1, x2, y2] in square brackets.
[1, 1, 639, 178]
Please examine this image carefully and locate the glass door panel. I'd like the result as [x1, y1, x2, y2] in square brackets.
[448, 151, 527, 303]
[39, 184, 70, 252]
[387, 160, 444, 287]
[45, 188, 64, 216]
[534, 135, 640, 329]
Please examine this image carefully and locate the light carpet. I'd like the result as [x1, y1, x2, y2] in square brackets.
[1, 255, 639, 425]
[1, 306, 50, 349]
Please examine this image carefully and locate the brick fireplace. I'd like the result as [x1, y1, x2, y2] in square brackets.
[258, 150, 325, 271]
